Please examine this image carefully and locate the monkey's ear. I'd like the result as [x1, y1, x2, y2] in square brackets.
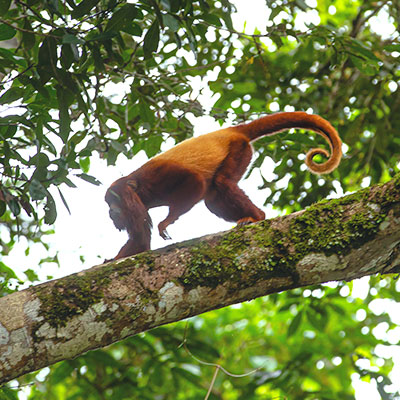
[127, 180, 137, 190]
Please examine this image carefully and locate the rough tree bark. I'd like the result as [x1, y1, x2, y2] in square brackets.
[1, 176, 400, 384]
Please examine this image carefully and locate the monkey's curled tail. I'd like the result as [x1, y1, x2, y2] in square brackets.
[236, 111, 342, 174]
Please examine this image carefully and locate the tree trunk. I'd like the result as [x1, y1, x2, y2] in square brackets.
[1, 175, 400, 384]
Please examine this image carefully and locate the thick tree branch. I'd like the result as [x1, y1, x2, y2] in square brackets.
[1, 176, 400, 384]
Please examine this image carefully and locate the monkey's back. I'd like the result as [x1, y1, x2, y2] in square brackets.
[152, 128, 249, 181]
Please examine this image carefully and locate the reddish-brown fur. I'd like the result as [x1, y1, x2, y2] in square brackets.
[105, 111, 342, 260]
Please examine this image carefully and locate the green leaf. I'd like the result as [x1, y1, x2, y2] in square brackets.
[0, 261, 18, 280]
[24, 268, 39, 282]
[0, 200, 6, 217]
[57, 187, 71, 214]
[71, 0, 100, 19]
[306, 307, 327, 331]
[110, 141, 126, 153]
[295, 0, 308, 11]
[287, 310, 303, 336]
[29, 180, 47, 200]
[143, 20, 160, 59]
[163, 14, 180, 32]
[143, 135, 163, 158]
[0, 0, 12, 15]
[350, 55, 377, 76]
[161, 0, 170, 10]
[76, 173, 101, 185]
[221, 9, 233, 30]
[90, 45, 105, 72]
[172, 367, 201, 386]
[0, 48, 27, 67]
[201, 14, 222, 27]
[125, 22, 142, 37]
[50, 362, 76, 385]
[0, 125, 17, 139]
[38, 36, 57, 67]
[384, 44, 400, 52]
[22, 20, 36, 50]
[138, 100, 155, 123]
[44, 193, 57, 224]
[61, 44, 75, 69]
[0, 87, 25, 105]
[37, 36, 58, 83]
[106, 4, 139, 32]
[348, 39, 381, 64]
[8, 198, 21, 216]
[79, 157, 90, 173]
[0, 24, 16, 40]
[62, 33, 85, 45]
[56, 85, 71, 143]
[29, 152, 50, 168]
[86, 31, 118, 42]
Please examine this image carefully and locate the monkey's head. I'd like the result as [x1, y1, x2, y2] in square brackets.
[105, 187, 126, 231]
[105, 178, 152, 236]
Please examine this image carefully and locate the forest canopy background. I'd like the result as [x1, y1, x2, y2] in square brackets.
[1, 0, 400, 399]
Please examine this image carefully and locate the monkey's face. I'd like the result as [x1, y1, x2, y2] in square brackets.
[105, 190, 126, 231]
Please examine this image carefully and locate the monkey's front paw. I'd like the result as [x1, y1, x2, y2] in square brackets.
[158, 224, 172, 240]
[160, 230, 172, 240]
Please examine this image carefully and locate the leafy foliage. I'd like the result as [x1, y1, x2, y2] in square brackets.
[0, 0, 233, 262]
[1, 0, 400, 398]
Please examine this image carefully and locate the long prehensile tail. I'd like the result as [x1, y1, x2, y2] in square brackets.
[236, 111, 342, 174]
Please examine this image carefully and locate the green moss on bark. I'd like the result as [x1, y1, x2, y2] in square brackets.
[34, 267, 113, 329]
[180, 174, 400, 290]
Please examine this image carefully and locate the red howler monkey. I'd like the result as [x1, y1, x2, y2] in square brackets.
[105, 111, 342, 260]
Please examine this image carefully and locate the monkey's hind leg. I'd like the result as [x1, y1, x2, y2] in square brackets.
[205, 138, 265, 225]
[205, 182, 265, 224]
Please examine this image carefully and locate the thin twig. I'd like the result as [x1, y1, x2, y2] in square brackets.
[181, 321, 266, 377]
[351, 0, 391, 37]
[15, 0, 59, 29]
[204, 366, 220, 400]
[0, 64, 34, 87]
[0, 18, 57, 38]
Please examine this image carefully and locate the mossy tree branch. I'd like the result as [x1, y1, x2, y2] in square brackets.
[1, 176, 400, 384]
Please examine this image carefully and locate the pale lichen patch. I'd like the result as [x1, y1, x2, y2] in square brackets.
[298, 253, 343, 273]
[379, 219, 391, 231]
[110, 303, 119, 312]
[367, 203, 381, 213]
[0, 323, 9, 345]
[0, 291, 30, 330]
[158, 282, 184, 319]
[360, 257, 382, 273]
[187, 287, 202, 304]
[91, 300, 107, 315]
[143, 304, 156, 316]
[24, 298, 43, 322]
[36, 306, 112, 361]
[35, 322, 56, 339]
[0, 327, 33, 372]
[41, 320, 109, 360]
[107, 280, 131, 299]
[120, 326, 136, 339]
